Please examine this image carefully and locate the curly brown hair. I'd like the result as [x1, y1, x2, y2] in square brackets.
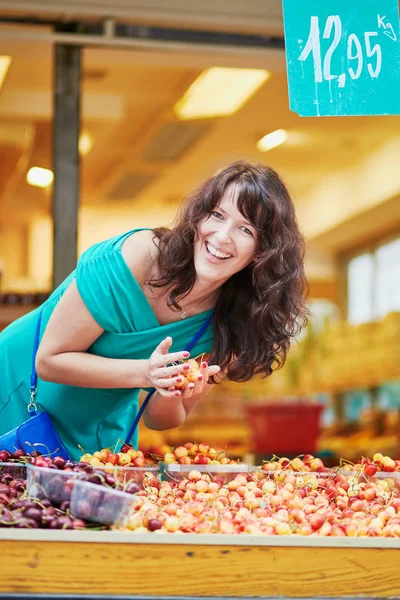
[151, 160, 308, 382]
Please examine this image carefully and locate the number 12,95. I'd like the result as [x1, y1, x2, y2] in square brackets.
[298, 15, 382, 88]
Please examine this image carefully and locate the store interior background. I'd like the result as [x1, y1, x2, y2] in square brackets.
[0, 17, 399, 465]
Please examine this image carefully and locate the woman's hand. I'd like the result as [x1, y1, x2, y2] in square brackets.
[146, 337, 193, 397]
[181, 360, 221, 399]
[143, 354, 221, 430]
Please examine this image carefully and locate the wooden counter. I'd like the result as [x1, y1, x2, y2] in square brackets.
[0, 530, 399, 598]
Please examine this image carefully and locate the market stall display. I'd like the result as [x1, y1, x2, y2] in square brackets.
[1, 445, 400, 598]
[1, 446, 400, 535]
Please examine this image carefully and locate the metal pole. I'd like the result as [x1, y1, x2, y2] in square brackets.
[52, 44, 81, 289]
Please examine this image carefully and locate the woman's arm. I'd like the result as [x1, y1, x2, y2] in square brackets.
[36, 282, 195, 392]
[143, 384, 214, 430]
[36, 281, 150, 388]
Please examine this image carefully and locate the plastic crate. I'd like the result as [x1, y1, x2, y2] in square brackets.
[95, 465, 159, 489]
[245, 402, 323, 454]
[0, 461, 27, 480]
[160, 463, 250, 483]
[70, 479, 138, 526]
[26, 464, 80, 504]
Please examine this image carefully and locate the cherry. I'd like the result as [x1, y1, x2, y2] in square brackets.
[57, 515, 73, 529]
[17, 518, 39, 529]
[34, 457, 51, 468]
[72, 518, 87, 530]
[105, 474, 116, 487]
[147, 518, 162, 531]
[121, 444, 133, 453]
[125, 482, 140, 495]
[24, 507, 43, 522]
[0, 450, 11, 462]
[53, 457, 66, 470]
[12, 449, 26, 460]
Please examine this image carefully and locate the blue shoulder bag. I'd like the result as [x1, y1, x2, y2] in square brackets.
[0, 310, 71, 460]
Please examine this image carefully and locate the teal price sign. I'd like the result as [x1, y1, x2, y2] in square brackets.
[282, 0, 400, 116]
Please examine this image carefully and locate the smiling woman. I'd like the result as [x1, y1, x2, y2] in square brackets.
[151, 160, 309, 382]
[0, 160, 308, 459]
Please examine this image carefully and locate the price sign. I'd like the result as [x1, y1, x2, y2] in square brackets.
[282, 0, 400, 116]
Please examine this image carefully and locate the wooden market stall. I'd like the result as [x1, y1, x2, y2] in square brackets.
[1, 530, 399, 598]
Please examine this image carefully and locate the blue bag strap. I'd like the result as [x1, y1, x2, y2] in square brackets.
[28, 309, 43, 416]
[124, 314, 212, 446]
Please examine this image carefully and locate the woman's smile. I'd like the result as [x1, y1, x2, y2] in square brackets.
[204, 241, 233, 261]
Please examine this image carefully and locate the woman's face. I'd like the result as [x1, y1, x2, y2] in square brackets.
[193, 184, 258, 286]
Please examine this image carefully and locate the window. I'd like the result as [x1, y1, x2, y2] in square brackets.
[375, 238, 400, 319]
[347, 236, 400, 324]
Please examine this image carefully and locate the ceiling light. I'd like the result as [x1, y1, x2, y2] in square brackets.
[79, 132, 93, 155]
[26, 167, 54, 188]
[257, 129, 288, 152]
[174, 67, 270, 120]
[0, 56, 11, 91]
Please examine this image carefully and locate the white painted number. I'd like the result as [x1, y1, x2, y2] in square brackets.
[364, 32, 382, 77]
[347, 34, 363, 79]
[323, 15, 342, 81]
[298, 16, 323, 82]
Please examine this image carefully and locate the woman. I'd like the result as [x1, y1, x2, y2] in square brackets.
[0, 161, 308, 460]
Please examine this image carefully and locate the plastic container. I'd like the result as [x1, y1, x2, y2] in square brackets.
[251, 466, 337, 477]
[26, 464, 80, 504]
[70, 479, 138, 526]
[249, 467, 366, 492]
[364, 470, 400, 491]
[0, 461, 27, 480]
[95, 465, 159, 489]
[245, 402, 323, 454]
[160, 462, 250, 483]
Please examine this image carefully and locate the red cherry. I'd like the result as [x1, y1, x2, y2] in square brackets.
[34, 457, 50, 468]
[121, 444, 133, 453]
[0, 450, 11, 462]
[364, 463, 377, 477]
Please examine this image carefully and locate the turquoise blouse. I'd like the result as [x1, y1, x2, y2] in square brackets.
[0, 229, 213, 460]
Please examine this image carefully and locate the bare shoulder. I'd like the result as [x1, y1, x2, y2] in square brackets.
[121, 229, 159, 284]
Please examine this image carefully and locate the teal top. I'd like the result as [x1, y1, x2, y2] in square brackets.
[0, 229, 213, 460]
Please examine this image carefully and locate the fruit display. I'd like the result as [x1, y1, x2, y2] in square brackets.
[161, 442, 237, 465]
[78, 441, 237, 467]
[1, 446, 400, 537]
[260, 455, 327, 473]
[238, 312, 400, 399]
[79, 445, 157, 468]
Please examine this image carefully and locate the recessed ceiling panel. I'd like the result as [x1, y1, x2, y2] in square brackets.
[140, 121, 209, 161]
[106, 171, 157, 200]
